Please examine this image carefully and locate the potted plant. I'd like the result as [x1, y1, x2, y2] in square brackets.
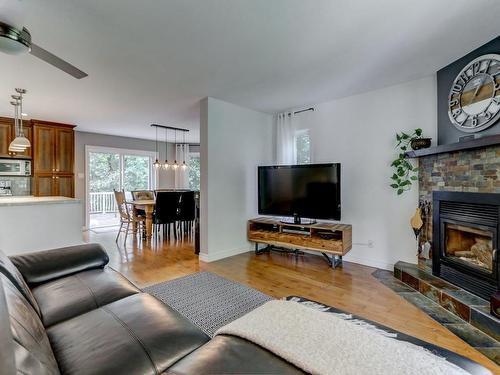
[390, 128, 430, 195]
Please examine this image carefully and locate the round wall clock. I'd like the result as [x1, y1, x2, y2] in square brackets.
[448, 53, 500, 132]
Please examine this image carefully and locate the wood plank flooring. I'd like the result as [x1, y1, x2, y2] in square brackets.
[86, 229, 499, 372]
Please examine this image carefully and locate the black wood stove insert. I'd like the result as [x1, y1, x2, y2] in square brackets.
[433, 191, 500, 301]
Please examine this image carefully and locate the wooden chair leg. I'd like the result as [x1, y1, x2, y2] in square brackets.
[116, 222, 123, 242]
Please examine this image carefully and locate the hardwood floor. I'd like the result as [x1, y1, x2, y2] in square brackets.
[86, 229, 499, 372]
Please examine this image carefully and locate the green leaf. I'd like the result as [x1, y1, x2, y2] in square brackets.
[390, 184, 399, 189]
[415, 128, 423, 136]
[410, 175, 418, 181]
[397, 189, 404, 195]
[401, 146, 407, 151]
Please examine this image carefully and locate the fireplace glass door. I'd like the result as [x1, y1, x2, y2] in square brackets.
[443, 220, 495, 273]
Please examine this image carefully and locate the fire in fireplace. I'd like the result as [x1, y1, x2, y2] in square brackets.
[433, 191, 500, 301]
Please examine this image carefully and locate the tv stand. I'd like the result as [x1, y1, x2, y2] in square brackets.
[247, 217, 352, 269]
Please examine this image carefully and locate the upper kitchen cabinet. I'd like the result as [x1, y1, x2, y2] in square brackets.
[0, 117, 33, 159]
[32, 120, 75, 174]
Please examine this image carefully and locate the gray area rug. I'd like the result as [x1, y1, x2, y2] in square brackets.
[144, 272, 273, 337]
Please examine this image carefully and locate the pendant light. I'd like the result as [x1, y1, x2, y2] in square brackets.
[8, 97, 26, 153]
[172, 130, 179, 169]
[8, 89, 30, 151]
[153, 125, 161, 169]
[181, 131, 187, 169]
[163, 127, 169, 169]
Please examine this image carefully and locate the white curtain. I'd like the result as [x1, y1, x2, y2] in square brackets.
[175, 144, 190, 189]
[276, 112, 296, 165]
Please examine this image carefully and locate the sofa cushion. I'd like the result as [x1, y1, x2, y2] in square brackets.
[32, 267, 140, 327]
[167, 334, 304, 374]
[47, 293, 209, 375]
[0, 249, 40, 315]
[1, 274, 60, 375]
[10, 243, 109, 286]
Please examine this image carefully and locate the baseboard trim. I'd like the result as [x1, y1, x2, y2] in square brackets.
[199, 247, 252, 263]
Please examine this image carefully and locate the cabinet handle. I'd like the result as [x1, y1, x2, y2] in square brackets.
[56, 169, 59, 172]
[52, 169, 55, 172]
[52, 176, 55, 179]
[55, 176, 59, 179]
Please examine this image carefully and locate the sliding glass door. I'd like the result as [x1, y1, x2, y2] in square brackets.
[86, 146, 156, 229]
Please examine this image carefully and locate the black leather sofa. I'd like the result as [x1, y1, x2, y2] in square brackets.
[0, 243, 492, 375]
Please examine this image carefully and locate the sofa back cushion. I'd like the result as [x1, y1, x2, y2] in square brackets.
[1, 274, 60, 375]
[0, 250, 40, 316]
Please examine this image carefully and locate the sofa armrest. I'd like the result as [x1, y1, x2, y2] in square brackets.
[10, 243, 109, 286]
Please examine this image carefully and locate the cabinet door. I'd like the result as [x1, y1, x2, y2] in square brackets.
[34, 126, 55, 173]
[55, 175, 74, 197]
[55, 128, 74, 173]
[0, 120, 13, 158]
[34, 175, 55, 196]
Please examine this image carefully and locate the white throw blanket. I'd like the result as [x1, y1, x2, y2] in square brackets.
[215, 300, 470, 375]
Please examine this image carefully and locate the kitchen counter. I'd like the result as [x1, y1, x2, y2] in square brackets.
[0, 196, 83, 255]
[0, 196, 81, 206]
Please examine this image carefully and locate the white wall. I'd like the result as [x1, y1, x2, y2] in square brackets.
[295, 76, 437, 270]
[200, 97, 274, 262]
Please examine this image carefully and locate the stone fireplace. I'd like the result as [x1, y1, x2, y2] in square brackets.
[432, 191, 499, 300]
[417, 143, 500, 300]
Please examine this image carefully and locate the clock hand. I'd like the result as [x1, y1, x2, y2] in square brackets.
[469, 77, 485, 105]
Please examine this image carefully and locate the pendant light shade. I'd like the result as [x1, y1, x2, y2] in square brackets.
[153, 125, 161, 168]
[8, 88, 30, 153]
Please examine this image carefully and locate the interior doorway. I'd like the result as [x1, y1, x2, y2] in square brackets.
[85, 146, 156, 229]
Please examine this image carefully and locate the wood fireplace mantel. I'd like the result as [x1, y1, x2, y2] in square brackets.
[405, 134, 500, 158]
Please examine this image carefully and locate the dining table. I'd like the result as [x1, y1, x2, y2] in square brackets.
[129, 199, 156, 239]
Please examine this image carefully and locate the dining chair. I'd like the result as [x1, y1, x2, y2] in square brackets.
[178, 191, 196, 237]
[154, 191, 182, 239]
[131, 190, 155, 217]
[114, 189, 146, 243]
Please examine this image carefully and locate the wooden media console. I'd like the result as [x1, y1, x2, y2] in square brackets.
[247, 217, 352, 268]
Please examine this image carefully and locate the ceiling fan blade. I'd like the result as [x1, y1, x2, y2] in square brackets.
[29, 43, 88, 79]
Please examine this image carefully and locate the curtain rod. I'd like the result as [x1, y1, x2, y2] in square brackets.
[151, 123, 189, 132]
[287, 107, 314, 116]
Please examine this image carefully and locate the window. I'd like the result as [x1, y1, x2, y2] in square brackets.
[188, 152, 200, 191]
[295, 129, 311, 164]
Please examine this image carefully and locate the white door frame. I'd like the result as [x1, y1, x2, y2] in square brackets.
[85, 145, 158, 229]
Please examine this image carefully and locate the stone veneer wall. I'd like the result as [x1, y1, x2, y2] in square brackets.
[417, 144, 500, 263]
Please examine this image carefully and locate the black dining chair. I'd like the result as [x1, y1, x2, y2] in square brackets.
[178, 191, 196, 237]
[154, 191, 182, 239]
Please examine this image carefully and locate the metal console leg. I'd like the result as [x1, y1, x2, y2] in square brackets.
[255, 243, 271, 255]
[322, 253, 343, 269]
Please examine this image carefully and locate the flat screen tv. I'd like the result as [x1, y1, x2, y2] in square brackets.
[258, 163, 341, 222]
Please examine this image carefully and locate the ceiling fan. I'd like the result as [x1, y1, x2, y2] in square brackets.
[0, 4, 88, 79]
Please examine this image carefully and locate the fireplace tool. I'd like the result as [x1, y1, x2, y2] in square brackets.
[410, 205, 423, 256]
[421, 201, 432, 260]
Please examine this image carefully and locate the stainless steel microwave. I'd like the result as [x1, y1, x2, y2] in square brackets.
[0, 159, 31, 176]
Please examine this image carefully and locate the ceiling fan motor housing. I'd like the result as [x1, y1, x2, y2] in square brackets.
[0, 21, 31, 54]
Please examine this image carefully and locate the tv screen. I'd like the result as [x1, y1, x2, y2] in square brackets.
[258, 163, 341, 221]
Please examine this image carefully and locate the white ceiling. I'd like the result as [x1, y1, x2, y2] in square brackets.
[0, 0, 499, 142]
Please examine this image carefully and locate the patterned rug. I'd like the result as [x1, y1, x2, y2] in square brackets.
[144, 272, 273, 337]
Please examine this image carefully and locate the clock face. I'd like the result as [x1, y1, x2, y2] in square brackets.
[448, 53, 500, 132]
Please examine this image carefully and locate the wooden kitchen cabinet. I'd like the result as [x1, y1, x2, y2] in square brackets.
[0, 117, 33, 159]
[33, 174, 74, 198]
[32, 120, 76, 197]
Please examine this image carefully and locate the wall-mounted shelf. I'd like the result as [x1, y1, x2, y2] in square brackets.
[405, 134, 500, 158]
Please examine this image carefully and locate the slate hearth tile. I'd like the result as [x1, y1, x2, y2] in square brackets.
[470, 307, 500, 342]
[444, 324, 500, 348]
[444, 289, 489, 308]
[393, 267, 401, 280]
[398, 292, 464, 324]
[371, 269, 394, 280]
[440, 293, 471, 322]
[419, 281, 441, 304]
[379, 278, 416, 293]
[476, 347, 500, 366]
[401, 271, 419, 290]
